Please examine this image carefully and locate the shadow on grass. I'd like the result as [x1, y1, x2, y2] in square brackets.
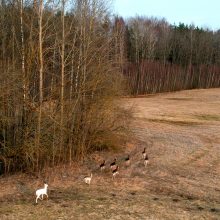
[146, 118, 200, 126]
[194, 114, 220, 121]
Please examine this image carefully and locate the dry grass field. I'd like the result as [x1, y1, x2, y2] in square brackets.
[0, 88, 220, 219]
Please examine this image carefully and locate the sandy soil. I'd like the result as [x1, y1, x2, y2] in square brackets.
[0, 88, 220, 219]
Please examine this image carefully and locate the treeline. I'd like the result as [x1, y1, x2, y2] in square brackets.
[0, 0, 127, 173]
[1, 0, 220, 174]
[117, 17, 220, 94]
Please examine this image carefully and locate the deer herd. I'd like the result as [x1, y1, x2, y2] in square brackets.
[35, 148, 149, 204]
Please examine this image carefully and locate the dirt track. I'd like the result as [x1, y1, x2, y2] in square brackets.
[0, 88, 220, 219]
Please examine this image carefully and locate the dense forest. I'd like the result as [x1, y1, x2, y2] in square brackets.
[118, 17, 220, 94]
[0, 0, 219, 173]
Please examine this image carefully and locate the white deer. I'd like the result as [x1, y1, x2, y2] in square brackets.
[84, 173, 93, 185]
[35, 183, 48, 203]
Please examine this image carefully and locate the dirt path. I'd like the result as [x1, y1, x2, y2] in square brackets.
[0, 88, 220, 219]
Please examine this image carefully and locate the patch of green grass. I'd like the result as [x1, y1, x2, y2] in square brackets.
[194, 114, 220, 121]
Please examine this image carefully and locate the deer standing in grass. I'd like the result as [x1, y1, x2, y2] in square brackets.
[144, 155, 149, 167]
[142, 148, 147, 159]
[112, 166, 119, 179]
[125, 155, 130, 166]
[100, 160, 106, 172]
[110, 158, 117, 170]
[35, 183, 48, 203]
[84, 173, 93, 185]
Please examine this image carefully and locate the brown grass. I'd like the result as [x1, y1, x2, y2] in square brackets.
[0, 88, 220, 219]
